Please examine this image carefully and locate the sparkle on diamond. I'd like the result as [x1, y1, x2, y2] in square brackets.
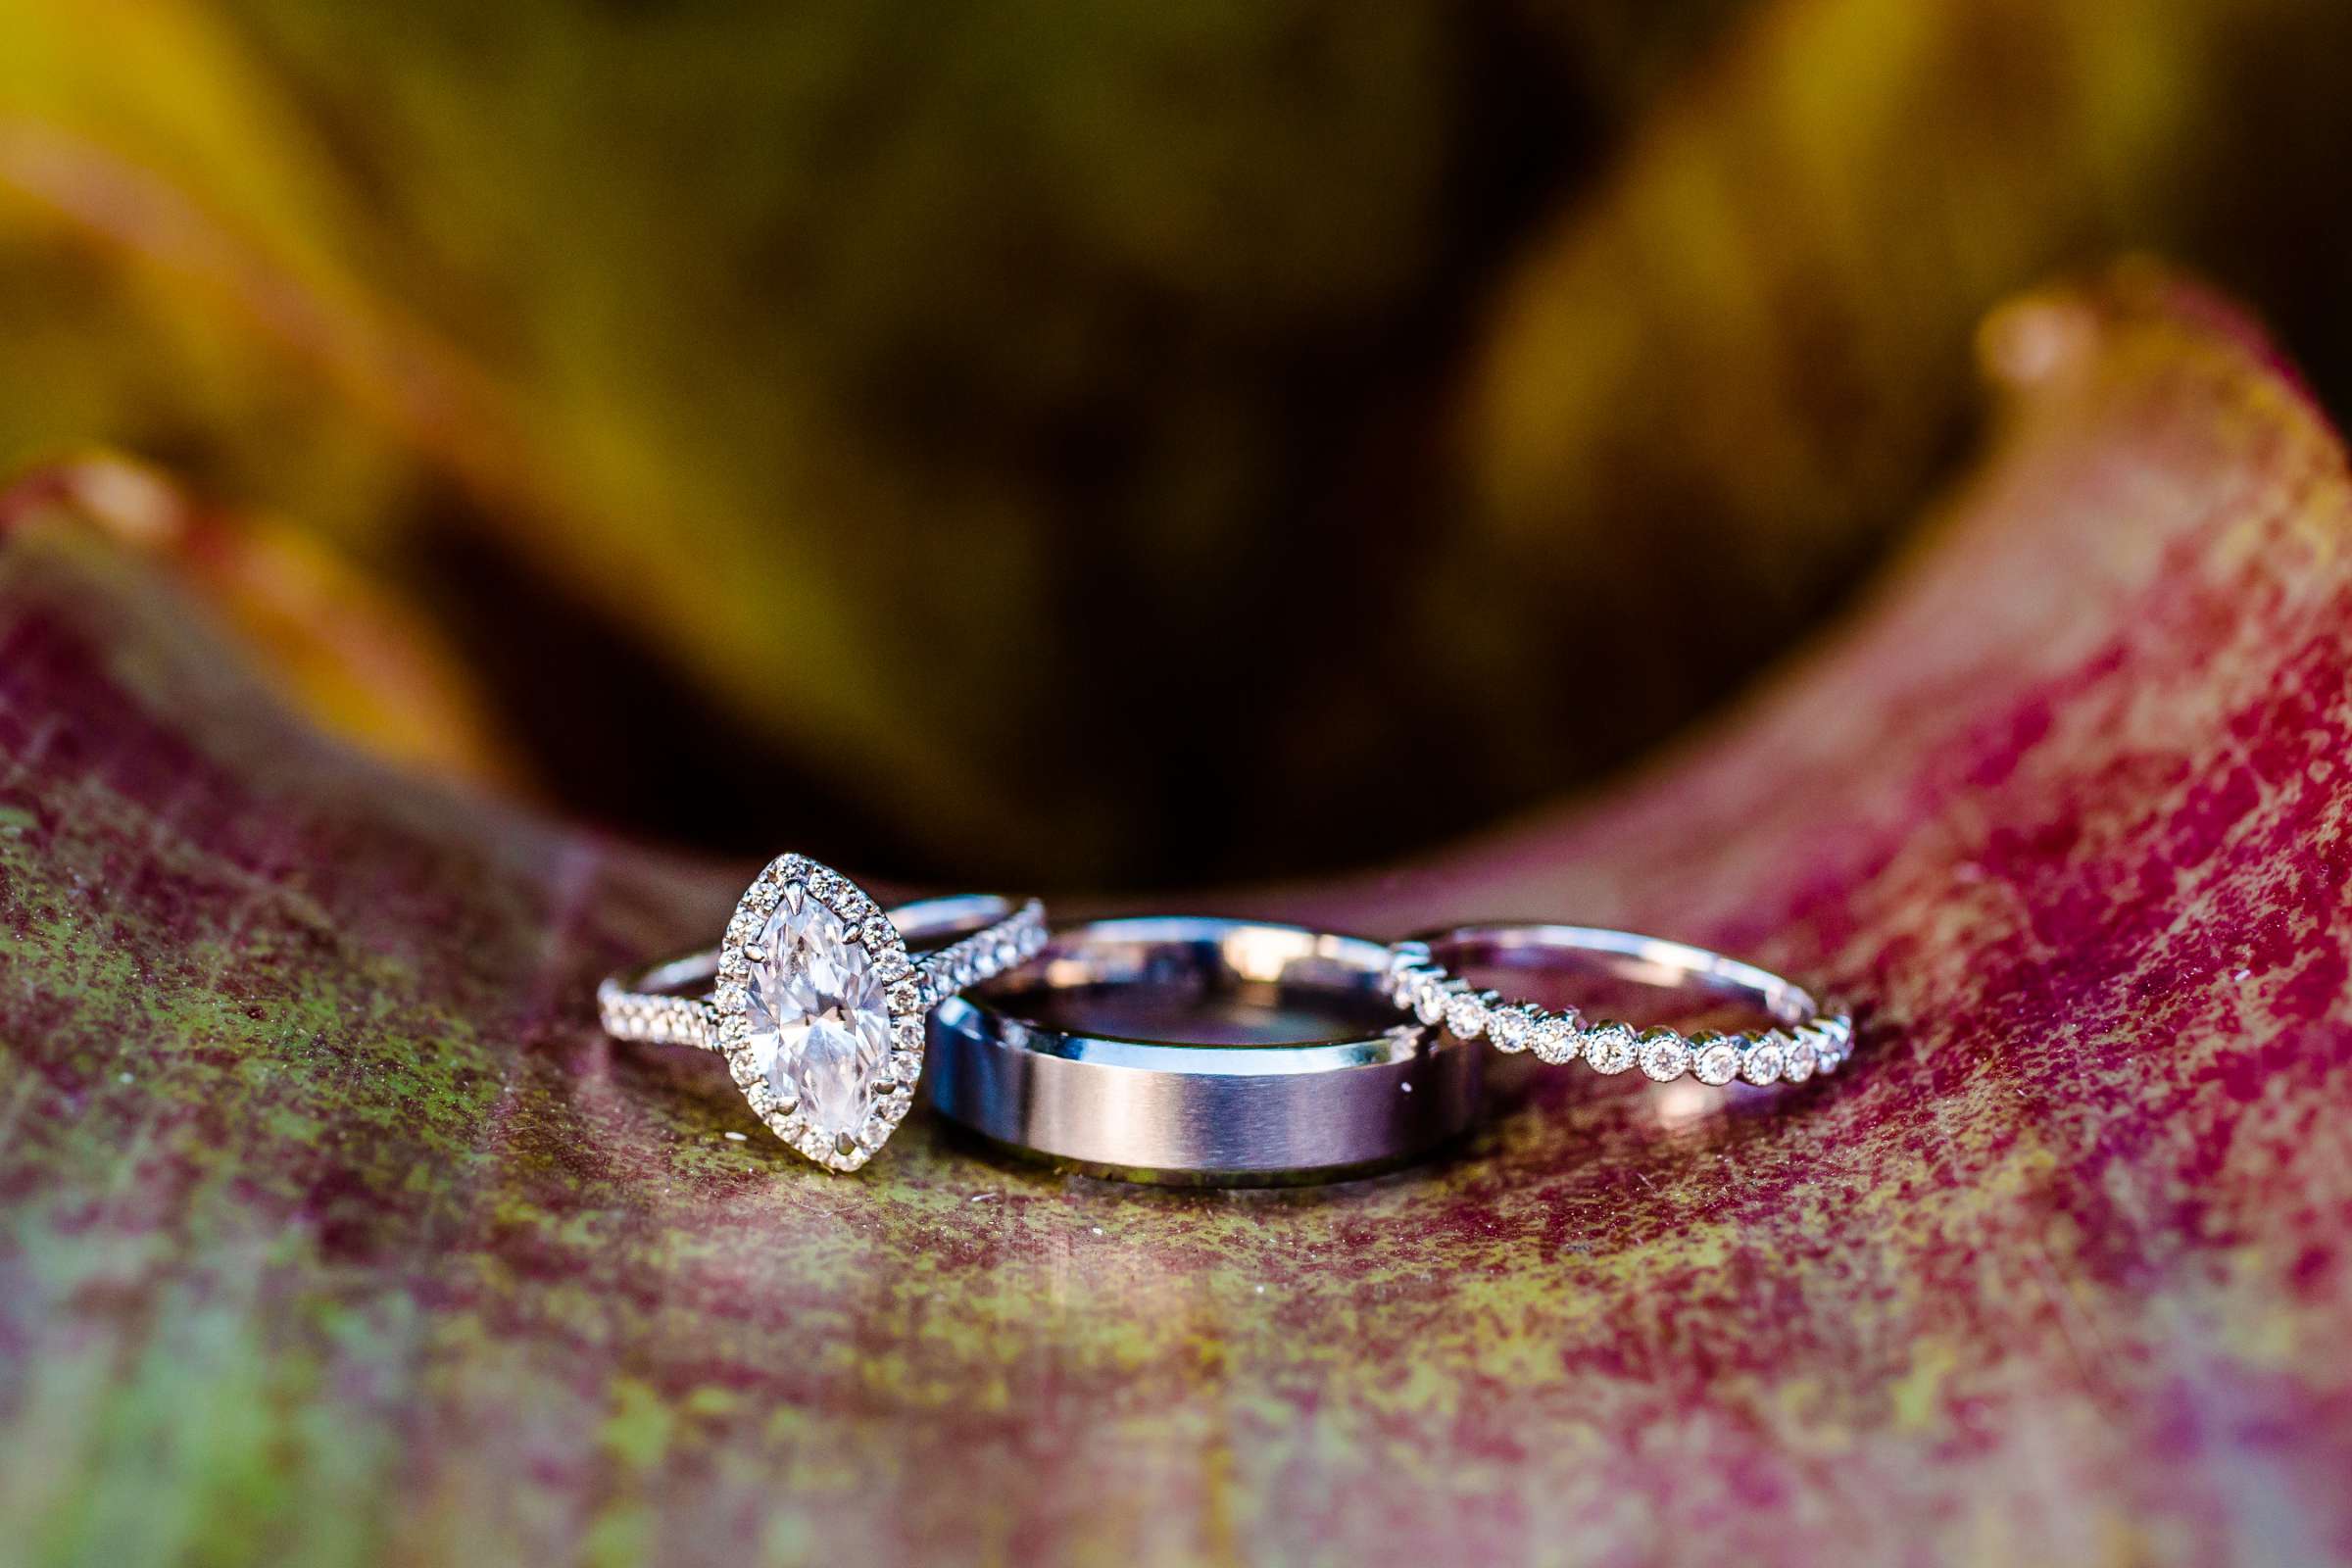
[1693, 1038, 1742, 1086]
[746, 886, 896, 1141]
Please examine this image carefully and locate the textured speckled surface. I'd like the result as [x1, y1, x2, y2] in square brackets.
[4, 270, 2351, 1564]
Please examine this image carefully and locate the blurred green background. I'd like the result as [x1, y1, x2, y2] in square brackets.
[4, 0, 2350, 889]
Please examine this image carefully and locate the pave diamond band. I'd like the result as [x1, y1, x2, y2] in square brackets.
[1387, 924, 1854, 1090]
[598, 855, 1046, 1171]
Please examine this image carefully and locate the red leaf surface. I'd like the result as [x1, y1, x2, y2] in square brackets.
[3, 266, 2349, 1562]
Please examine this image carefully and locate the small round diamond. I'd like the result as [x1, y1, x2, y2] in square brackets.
[1814, 1029, 1843, 1073]
[1390, 964, 1435, 1012]
[1691, 1032, 1742, 1086]
[1585, 1021, 1638, 1074]
[1443, 990, 1490, 1040]
[1412, 977, 1453, 1027]
[1487, 1004, 1533, 1054]
[1741, 1036, 1788, 1086]
[1530, 1011, 1578, 1065]
[806, 867, 842, 904]
[1785, 1034, 1818, 1083]
[1637, 1028, 1690, 1081]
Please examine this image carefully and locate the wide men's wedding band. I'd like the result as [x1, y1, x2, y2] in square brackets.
[927, 917, 1480, 1184]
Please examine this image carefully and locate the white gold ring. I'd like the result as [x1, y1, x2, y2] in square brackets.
[927, 916, 1482, 1184]
[1387, 923, 1855, 1089]
[598, 853, 1046, 1171]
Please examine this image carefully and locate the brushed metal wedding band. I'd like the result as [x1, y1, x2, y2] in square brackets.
[926, 916, 1482, 1185]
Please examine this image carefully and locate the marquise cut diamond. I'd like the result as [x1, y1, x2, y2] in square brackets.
[746, 886, 896, 1142]
[592, 852, 1052, 1172]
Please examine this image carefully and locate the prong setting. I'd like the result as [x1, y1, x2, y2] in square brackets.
[601, 871, 1047, 1174]
[710, 855, 923, 1173]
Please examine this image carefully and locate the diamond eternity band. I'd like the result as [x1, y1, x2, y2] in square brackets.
[1386, 924, 1854, 1088]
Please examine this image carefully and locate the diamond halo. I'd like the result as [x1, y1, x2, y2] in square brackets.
[711, 855, 924, 1172]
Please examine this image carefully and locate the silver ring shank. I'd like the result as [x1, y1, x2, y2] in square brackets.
[600, 893, 1043, 1051]
[926, 916, 1481, 1185]
[1429, 923, 1818, 1026]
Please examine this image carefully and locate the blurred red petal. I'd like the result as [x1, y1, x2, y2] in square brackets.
[2, 268, 2347, 1560]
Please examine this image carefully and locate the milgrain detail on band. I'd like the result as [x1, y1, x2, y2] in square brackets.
[596, 854, 1048, 1172]
[1384, 930, 1856, 1089]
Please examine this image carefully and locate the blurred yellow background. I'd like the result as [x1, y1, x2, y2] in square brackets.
[5, 0, 2350, 887]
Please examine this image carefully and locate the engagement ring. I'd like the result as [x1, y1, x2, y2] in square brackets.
[599, 854, 1046, 1170]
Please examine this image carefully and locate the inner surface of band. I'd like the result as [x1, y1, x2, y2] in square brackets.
[977, 917, 1409, 1053]
[1423, 923, 1817, 1027]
